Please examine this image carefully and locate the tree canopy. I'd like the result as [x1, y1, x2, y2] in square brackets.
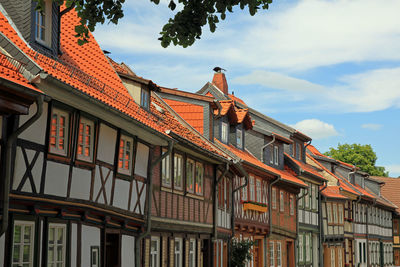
[324, 143, 388, 177]
[36, 0, 273, 47]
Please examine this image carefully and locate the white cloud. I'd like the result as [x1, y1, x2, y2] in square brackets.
[361, 123, 382, 131]
[385, 164, 400, 177]
[291, 119, 338, 140]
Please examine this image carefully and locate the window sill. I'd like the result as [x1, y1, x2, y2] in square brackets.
[47, 153, 71, 164]
[75, 159, 95, 169]
[161, 186, 172, 193]
[186, 193, 204, 200]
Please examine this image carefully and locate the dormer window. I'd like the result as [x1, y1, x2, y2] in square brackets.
[237, 128, 243, 148]
[141, 87, 150, 110]
[35, 0, 52, 47]
[221, 121, 228, 143]
[274, 145, 279, 165]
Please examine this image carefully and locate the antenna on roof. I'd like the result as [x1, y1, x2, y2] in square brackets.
[213, 67, 226, 73]
[103, 50, 111, 54]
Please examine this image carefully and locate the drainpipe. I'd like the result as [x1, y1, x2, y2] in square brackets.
[295, 187, 309, 266]
[230, 162, 249, 239]
[213, 162, 230, 242]
[260, 135, 275, 163]
[354, 195, 362, 266]
[267, 175, 281, 239]
[0, 95, 44, 237]
[319, 181, 327, 267]
[304, 140, 312, 162]
[135, 138, 173, 267]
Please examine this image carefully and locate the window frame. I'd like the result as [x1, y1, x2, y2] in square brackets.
[290, 195, 294, 216]
[241, 177, 248, 201]
[173, 153, 184, 190]
[76, 117, 95, 162]
[49, 108, 70, 157]
[280, 191, 284, 212]
[195, 161, 204, 196]
[117, 134, 135, 176]
[249, 176, 255, 201]
[272, 188, 277, 210]
[140, 87, 150, 110]
[150, 236, 160, 267]
[174, 238, 183, 267]
[277, 241, 282, 267]
[221, 121, 228, 143]
[11, 220, 35, 267]
[269, 241, 275, 267]
[298, 233, 304, 263]
[274, 145, 279, 165]
[186, 158, 196, 194]
[236, 128, 243, 148]
[189, 239, 196, 267]
[47, 223, 67, 267]
[256, 179, 262, 203]
[34, 0, 52, 47]
[161, 148, 172, 188]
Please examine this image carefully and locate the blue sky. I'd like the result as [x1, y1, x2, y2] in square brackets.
[95, 0, 400, 177]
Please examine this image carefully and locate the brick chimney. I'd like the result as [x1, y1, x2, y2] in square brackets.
[212, 68, 228, 95]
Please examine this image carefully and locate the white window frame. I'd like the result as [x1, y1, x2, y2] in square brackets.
[174, 238, 182, 267]
[186, 158, 195, 193]
[35, 0, 52, 46]
[241, 177, 248, 201]
[327, 203, 332, 223]
[118, 135, 134, 175]
[333, 203, 338, 224]
[274, 145, 279, 165]
[189, 239, 196, 267]
[269, 241, 275, 267]
[221, 121, 228, 143]
[249, 176, 255, 201]
[150, 236, 160, 267]
[256, 179, 261, 203]
[48, 223, 67, 267]
[290, 195, 294, 216]
[277, 242, 282, 267]
[272, 188, 277, 210]
[280, 191, 284, 212]
[12, 220, 35, 267]
[270, 146, 274, 164]
[49, 108, 69, 156]
[76, 117, 95, 162]
[195, 162, 204, 196]
[162, 148, 172, 187]
[298, 234, 304, 263]
[174, 153, 183, 190]
[237, 128, 243, 148]
[338, 204, 344, 224]
[338, 248, 343, 267]
[305, 233, 311, 263]
[141, 88, 150, 110]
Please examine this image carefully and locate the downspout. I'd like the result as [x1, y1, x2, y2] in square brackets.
[295, 187, 309, 266]
[0, 95, 44, 236]
[261, 135, 275, 163]
[319, 181, 327, 267]
[304, 140, 312, 162]
[267, 175, 281, 238]
[230, 162, 249, 239]
[354, 195, 362, 266]
[213, 162, 230, 241]
[135, 138, 173, 267]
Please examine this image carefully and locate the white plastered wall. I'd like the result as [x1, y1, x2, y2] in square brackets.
[81, 225, 101, 267]
[18, 102, 48, 145]
[134, 142, 149, 178]
[96, 123, 117, 164]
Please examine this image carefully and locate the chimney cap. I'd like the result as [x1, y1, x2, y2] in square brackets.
[213, 67, 226, 73]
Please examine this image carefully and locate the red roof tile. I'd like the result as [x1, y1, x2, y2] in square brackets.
[372, 177, 400, 213]
[217, 140, 306, 187]
[321, 186, 348, 199]
[0, 61, 41, 93]
[163, 98, 204, 134]
[286, 153, 326, 181]
[229, 93, 247, 106]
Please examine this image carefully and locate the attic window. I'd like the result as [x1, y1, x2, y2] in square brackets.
[35, 0, 52, 47]
[141, 88, 150, 110]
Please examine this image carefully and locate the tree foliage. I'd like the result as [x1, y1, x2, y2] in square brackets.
[229, 239, 254, 267]
[324, 143, 388, 177]
[35, 0, 273, 47]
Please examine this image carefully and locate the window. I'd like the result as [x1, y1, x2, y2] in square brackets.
[48, 224, 66, 267]
[35, 0, 52, 46]
[274, 146, 279, 165]
[327, 203, 332, 223]
[277, 242, 282, 267]
[237, 128, 243, 148]
[186, 159, 195, 193]
[174, 238, 182, 267]
[150, 237, 160, 267]
[312, 185, 318, 211]
[256, 179, 262, 203]
[280, 191, 284, 212]
[162, 149, 172, 187]
[269, 242, 275, 267]
[331, 248, 335, 267]
[296, 142, 302, 160]
[195, 162, 204, 195]
[141, 88, 150, 110]
[249, 176, 255, 201]
[174, 154, 183, 190]
[221, 121, 228, 143]
[305, 184, 310, 209]
[189, 239, 196, 267]
[298, 234, 304, 263]
[272, 188, 277, 210]
[290, 195, 294, 216]
[305, 233, 311, 263]
[77, 117, 94, 161]
[49, 109, 69, 156]
[12, 221, 35, 267]
[118, 135, 134, 175]
[338, 204, 344, 224]
[270, 146, 274, 164]
[333, 204, 338, 224]
[299, 189, 304, 209]
[241, 177, 248, 201]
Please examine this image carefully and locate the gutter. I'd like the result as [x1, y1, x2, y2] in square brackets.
[1, 94, 44, 236]
[319, 181, 327, 267]
[295, 187, 309, 266]
[213, 162, 230, 242]
[135, 139, 173, 267]
[260, 135, 275, 163]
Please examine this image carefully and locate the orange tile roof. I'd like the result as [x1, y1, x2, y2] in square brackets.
[372, 177, 400, 213]
[364, 187, 397, 210]
[107, 56, 135, 76]
[218, 100, 235, 116]
[285, 153, 326, 181]
[321, 186, 348, 199]
[217, 140, 306, 187]
[307, 144, 326, 157]
[163, 98, 204, 134]
[0, 61, 41, 93]
[229, 93, 247, 106]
